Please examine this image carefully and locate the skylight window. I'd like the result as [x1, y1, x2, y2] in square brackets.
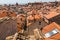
[45, 29, 59, 38]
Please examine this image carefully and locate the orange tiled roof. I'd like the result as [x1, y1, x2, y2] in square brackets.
[34, 14, 42, 20]
[31, 9, 37, 14]
[44, 12, 60, 19]
[57, 6, 60, 9]
[27, 15, 34, 20]
[42, 22, 60, 39]
[44, 38, 56, 40]
[17, 14, 25, 23]
[0, 10, 7, 18]
[27, 12, 32, 15]
[42, 22, 60, 33]
[10, 12, 16, 17]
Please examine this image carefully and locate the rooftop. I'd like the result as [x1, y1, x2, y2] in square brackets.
[44, 12, 60, 19]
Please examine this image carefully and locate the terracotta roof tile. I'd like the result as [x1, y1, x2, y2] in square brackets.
[44, 12, 60, 19]
[42, 22, 60, 39]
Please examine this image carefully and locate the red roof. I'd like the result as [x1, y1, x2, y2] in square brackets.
[42, 22, 60, 39]
[44, 12, 60, 19]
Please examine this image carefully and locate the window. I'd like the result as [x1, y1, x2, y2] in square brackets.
[45, 29, 59, 38]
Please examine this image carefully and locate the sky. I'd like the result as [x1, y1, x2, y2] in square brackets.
[0, 0, 59, 5]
